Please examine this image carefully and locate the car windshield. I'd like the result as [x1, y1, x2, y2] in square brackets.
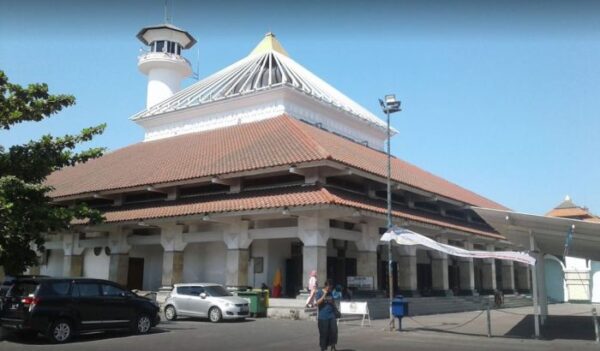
[204, 286, 231, 297]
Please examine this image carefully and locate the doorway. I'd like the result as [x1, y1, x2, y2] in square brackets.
[127, 257, 144, 290]
[417, 263, 432, 296]
[285, 241, 303, 297]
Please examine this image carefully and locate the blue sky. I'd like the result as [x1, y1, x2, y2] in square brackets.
[1, 0, 599, 215]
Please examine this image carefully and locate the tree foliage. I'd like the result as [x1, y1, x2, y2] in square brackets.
[0, 71, 105, 275]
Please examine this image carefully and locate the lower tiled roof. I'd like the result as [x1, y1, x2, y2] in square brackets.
[81, 185, 502, 239]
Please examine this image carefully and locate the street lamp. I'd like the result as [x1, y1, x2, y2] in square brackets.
[379, 94, 401, 331]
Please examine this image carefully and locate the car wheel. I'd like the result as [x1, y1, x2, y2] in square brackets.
[48, 319, 73, 343]
[208, 307, 222, 323]
[135, 314, 152, 334]
[165, 305, 177, 321]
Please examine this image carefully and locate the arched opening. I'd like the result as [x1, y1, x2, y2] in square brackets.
[544, 254, 566, 302]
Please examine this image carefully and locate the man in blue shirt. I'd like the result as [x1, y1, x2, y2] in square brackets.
[316, 279, 338, 351]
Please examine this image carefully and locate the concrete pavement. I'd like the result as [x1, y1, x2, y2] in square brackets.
[1, 303, 598, 350]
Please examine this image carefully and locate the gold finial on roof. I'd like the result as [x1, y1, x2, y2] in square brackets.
[250, 32, 289, 57]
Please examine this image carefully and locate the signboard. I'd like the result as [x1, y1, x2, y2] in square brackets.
[347, 276, 374, 290]
[340, 301, 368, 315]
[340, 301, 371, 327]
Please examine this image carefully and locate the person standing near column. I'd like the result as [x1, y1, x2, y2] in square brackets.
[305, 270, 318, 308]
[316, 279, 338, 351]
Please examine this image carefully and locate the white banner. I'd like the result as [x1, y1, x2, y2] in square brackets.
[381, 227, 536, 265]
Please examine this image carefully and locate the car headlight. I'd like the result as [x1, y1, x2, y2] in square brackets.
[224, 302, 231, 307]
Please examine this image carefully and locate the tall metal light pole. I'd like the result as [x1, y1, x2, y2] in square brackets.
[379, 94, 401, 331]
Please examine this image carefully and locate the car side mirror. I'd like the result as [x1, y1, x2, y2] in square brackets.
[199, 292, 207, 299]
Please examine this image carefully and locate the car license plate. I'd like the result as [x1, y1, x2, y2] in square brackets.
[10, 304, 19, 310]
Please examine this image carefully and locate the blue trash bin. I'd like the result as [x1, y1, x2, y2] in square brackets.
[391, 295, 408, 331]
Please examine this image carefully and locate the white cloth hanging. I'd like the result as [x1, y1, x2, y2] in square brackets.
[381, 227, 536, 265]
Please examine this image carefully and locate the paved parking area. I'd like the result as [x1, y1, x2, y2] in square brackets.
[1, 304, 599, 350]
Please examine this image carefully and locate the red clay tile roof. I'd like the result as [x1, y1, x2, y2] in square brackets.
[546, 207, 593, 219]
[79, 185, 501, 239]
[47, 115, 505, 210]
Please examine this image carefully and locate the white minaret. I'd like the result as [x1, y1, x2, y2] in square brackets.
[137, 24, 196, 109]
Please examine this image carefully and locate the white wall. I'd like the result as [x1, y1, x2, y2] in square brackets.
[130, 245, 164, 291]
[183, 242, 227, 285]
[41, 249, 64, 277]
[249, 240, 269, 288]
[565, 257, 589, 270]
[83, 248, 109, 279]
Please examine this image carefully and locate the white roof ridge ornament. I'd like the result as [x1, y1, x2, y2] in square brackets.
[250, 32, 289, 57]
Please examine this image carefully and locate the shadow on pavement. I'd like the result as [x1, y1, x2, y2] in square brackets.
[2, 328, 169, 345]
[505, 315, 597, 341]
[403, 314, 598, 342]
[171, 317, 256, 324]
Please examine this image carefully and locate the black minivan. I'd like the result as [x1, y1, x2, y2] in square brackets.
[0, 277, 160, 343]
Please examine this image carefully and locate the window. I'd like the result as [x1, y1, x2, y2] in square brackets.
[177, 286, 205, 296]
[168, 41, 175, 54]
[101, 284, 126, 297]
[154, 41, 165, 53]
[204, 286, 231, 297]
[39, 281, 71, 296]
[7, 282, 38, 298]
[73, 283, 101, 297]
[189, 286, 205, 296]
[179, 183, 229, 198]
[177, 286, 192, 295]
[124, 192, 167, 204]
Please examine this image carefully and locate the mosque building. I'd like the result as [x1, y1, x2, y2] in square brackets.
[37, 22, 531, 298]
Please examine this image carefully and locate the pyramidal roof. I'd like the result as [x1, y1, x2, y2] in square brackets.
[546, 195, 599, 221]
[132, 33, 387, 130]
[554, 195, 578, 209]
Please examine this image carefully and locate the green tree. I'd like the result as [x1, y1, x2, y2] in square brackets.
[0, 70, 105, 275]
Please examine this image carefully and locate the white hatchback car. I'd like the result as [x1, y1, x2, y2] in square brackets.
[164, 283, 250, 323]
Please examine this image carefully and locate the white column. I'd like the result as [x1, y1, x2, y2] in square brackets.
[458, 242, 476, 295]
[298, 216, 329, 289]
[431, 237, 449, 296]
[160, 224, 187, 287]
[223, 220, 252, 287]
[536, 253, 548, 324]
[356, 222, 379, 290]
[396, 245, 418, 296]
[480, 244, 497, 294]
[501, 260, 516, 294]
[108, 228, 132, 286]
[62, 232, 84, 277]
